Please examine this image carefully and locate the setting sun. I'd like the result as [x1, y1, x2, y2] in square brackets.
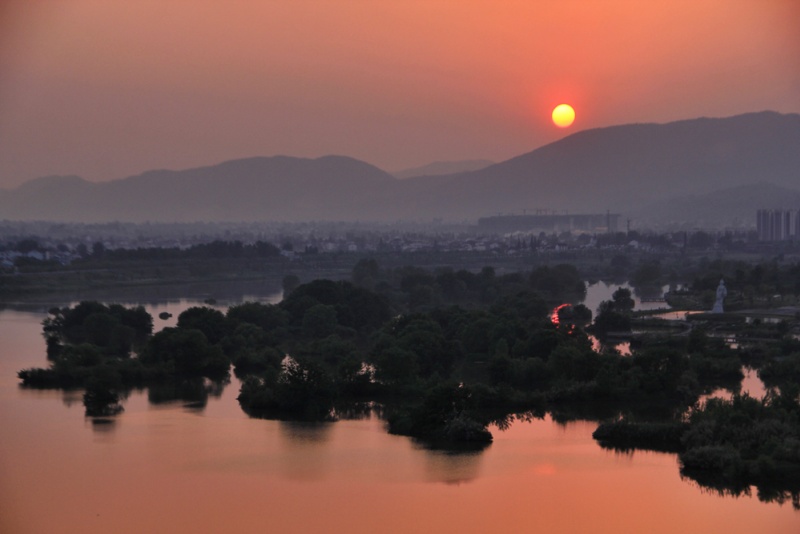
[552, 104, 576, 128]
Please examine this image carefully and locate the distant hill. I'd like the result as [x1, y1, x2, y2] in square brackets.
[0, 156, 397, 222]
[629, 182, 800, 230]
[392, 160, 494, 179]
[366, 111, 800, 222]
[1, 111, 798, 225]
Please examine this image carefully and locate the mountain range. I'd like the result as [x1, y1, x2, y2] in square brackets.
[1, 111, 798, 228]
[391, 160, 494, 179]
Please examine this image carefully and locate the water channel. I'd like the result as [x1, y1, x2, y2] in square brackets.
[0, 284, 797, 532]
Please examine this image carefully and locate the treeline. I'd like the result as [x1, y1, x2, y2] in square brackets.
[592, 326, 800, 506]
[689, 260, 800, 294]
[593, 389, 800, 508]
[18, 260, 741, 434]
[17, 259, 800, 500]
[666, 259, 800, 310]
[351, 259, 587, 310]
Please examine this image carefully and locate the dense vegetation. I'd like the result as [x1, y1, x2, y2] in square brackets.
[16, 258, 800, 504]
[4, 228, 799, 307]
[593, 390, 800, 508]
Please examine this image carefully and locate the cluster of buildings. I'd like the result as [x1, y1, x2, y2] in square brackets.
[477, 213, 620, 234]
[0, 249, 74, 269]
[757, 209, 800, 242]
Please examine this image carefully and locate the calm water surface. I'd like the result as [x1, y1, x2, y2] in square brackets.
[1, 291, 798, 533]
[582, 281, 671, 313]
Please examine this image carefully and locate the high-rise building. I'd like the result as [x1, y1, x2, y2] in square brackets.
[757, 208, 800, 241]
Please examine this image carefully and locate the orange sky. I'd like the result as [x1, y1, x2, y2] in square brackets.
[0, 0, 798, 187]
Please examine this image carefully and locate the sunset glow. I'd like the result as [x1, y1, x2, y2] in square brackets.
[0, 1, 798, 186]
[1, 2, 800, 532]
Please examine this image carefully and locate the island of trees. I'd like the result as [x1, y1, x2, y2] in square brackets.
[18, 258, 800, 507]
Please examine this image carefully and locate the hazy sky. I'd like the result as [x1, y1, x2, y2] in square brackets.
[1, 0, 798, 188]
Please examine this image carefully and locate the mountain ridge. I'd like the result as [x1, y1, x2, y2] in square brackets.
[1, 111, 798, 226]
[392, 159, 494, 179]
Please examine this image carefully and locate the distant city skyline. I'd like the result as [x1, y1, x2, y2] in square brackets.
[1, 0, 798, 188]
[757, 208, 800, 241]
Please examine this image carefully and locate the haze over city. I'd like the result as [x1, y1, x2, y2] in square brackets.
[1, 0, 798, 189]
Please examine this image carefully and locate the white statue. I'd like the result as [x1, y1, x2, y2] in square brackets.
[711, 279, 727, 313]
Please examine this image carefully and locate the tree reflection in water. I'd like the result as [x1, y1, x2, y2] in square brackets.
[681, 471, 800, 510]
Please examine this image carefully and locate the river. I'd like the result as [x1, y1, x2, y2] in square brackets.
[0, 288, 797, 533]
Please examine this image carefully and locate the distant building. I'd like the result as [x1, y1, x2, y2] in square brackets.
[757, 209, 800, 241]
[477, 213, 619, 234]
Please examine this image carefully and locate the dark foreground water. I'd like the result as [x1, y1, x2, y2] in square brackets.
[1, 290, 798, 533]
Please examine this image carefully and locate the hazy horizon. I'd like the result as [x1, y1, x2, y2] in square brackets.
[1, 110, 796, 191]
[1, 1, 798, 188]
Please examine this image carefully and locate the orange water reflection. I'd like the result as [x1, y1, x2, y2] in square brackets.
[2, 308, 798, 533]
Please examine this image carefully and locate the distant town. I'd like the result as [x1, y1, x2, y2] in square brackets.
[2, 209, 798, 273]
[0, 209, 797, 292]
